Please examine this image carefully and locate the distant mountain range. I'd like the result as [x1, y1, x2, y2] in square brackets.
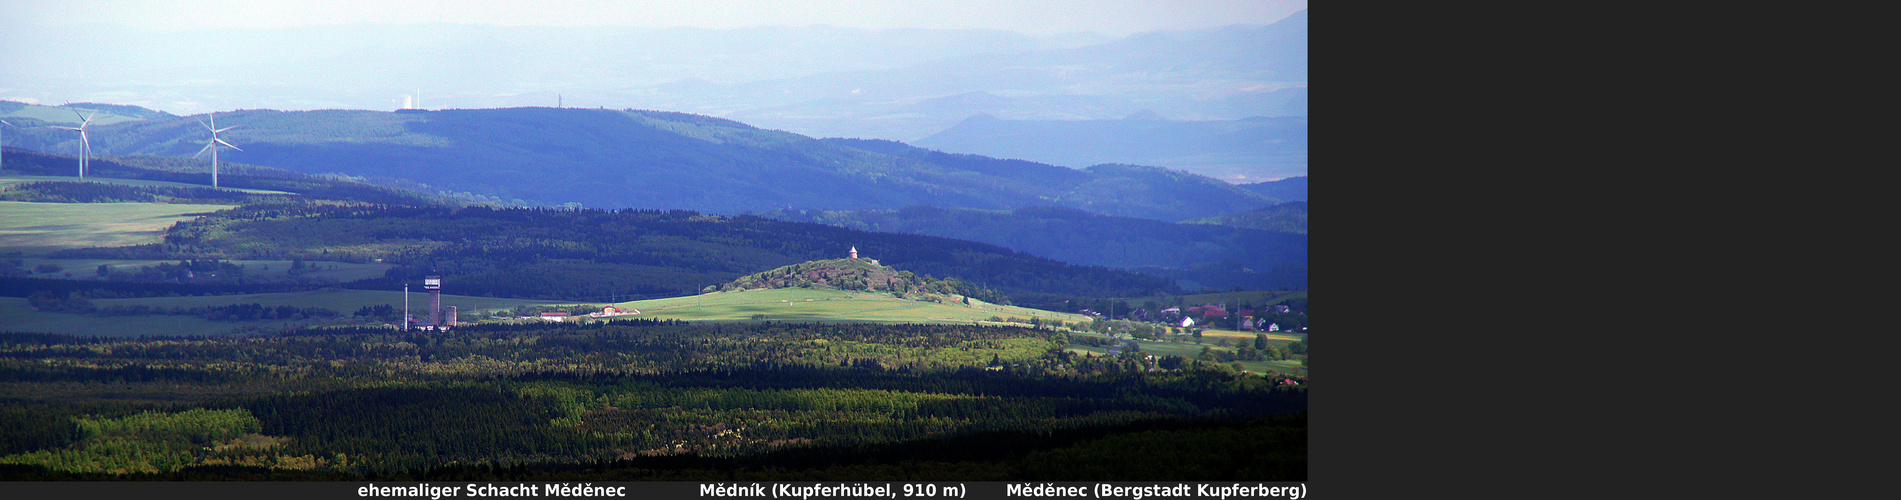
[914, 114, 1306, 183]
[3, 11, 1305, 177]
[720, 11, 1307, 140]
[1239, 176, 1306, 201]
[4, 105, 1283, 221]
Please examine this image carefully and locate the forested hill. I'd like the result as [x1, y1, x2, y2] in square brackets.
[4, 107, 1277, 220]
[1238, 176, 1306, 202]
[1184, 201, 1308, 235]
[822, 138, 1274, 222]
[71, 202, 1177, 302]
[759, 205, 1307, 291]
[0, 148, 464, 206]
[713, 258, 1002, 302]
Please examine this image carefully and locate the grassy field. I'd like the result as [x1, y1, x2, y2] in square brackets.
[0, 296, 326, 337]
[0, 289, 568, 337]
[604, 287, 1095, 326]
[0, 286, 1092, 337]
[0, 200, 233, 254]
[0, 174, 292, 194]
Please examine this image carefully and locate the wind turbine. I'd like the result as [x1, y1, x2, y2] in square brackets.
[53, 108, 98, 180]
[194, 112, 241, 188]
[0, 119, 13, 170]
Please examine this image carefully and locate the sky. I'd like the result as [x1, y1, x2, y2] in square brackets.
[4, 0, 1305, 37]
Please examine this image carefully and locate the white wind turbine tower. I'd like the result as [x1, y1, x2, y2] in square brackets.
[53, 108, 98, 180]
[194, 112, 241, 188]
[0, 119, 13, 169]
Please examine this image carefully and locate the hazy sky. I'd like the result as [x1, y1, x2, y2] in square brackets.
[6, 0, 1305, 37]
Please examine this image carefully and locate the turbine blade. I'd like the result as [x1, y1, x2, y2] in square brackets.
[216, 138, 241, 151]
[85, 110, 98, 123]
[195, 141, 214, 158]
[215, 126, 237, 133]
[199, 117, 212, 131]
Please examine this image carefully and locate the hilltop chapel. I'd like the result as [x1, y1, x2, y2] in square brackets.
[849, 246, 877, 264]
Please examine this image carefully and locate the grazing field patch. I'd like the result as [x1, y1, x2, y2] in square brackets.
[0, 200, 231, 253]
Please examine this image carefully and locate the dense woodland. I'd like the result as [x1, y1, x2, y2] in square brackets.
[0, 320, 1305, 480]
[1, 149, 465, 206]
[0, 180, 283, 205]
[44, 201, 1178, 302]
[1183, 201, 1308, 235]
[7, 107, 1281, 219]
[759, 204, 1307, 290]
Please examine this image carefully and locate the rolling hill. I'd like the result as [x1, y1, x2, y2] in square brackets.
[1184, 201, 1308, 235]
[758, 205, 1307, 291]
[912, 114, 1307, 183]
[0, 148, 468, 206]
[41, 201, 1180, 302]
[5, 106, 1278, 220]
[1237, 176, 1307, 201]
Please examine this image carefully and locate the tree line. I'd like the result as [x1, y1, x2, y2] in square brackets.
[0, 320, 1303, 479]
[55, 201, 1178, 301]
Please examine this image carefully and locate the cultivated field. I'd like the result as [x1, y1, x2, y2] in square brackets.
[0, 200, 233, 254]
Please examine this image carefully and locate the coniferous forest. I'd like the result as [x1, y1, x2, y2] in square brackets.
[42, 200, 1180, 302]
[0, 320, 1305, 481]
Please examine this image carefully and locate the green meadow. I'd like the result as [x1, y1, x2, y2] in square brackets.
[2, 283, 1105, 338]
[0, 200, 233, 253]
